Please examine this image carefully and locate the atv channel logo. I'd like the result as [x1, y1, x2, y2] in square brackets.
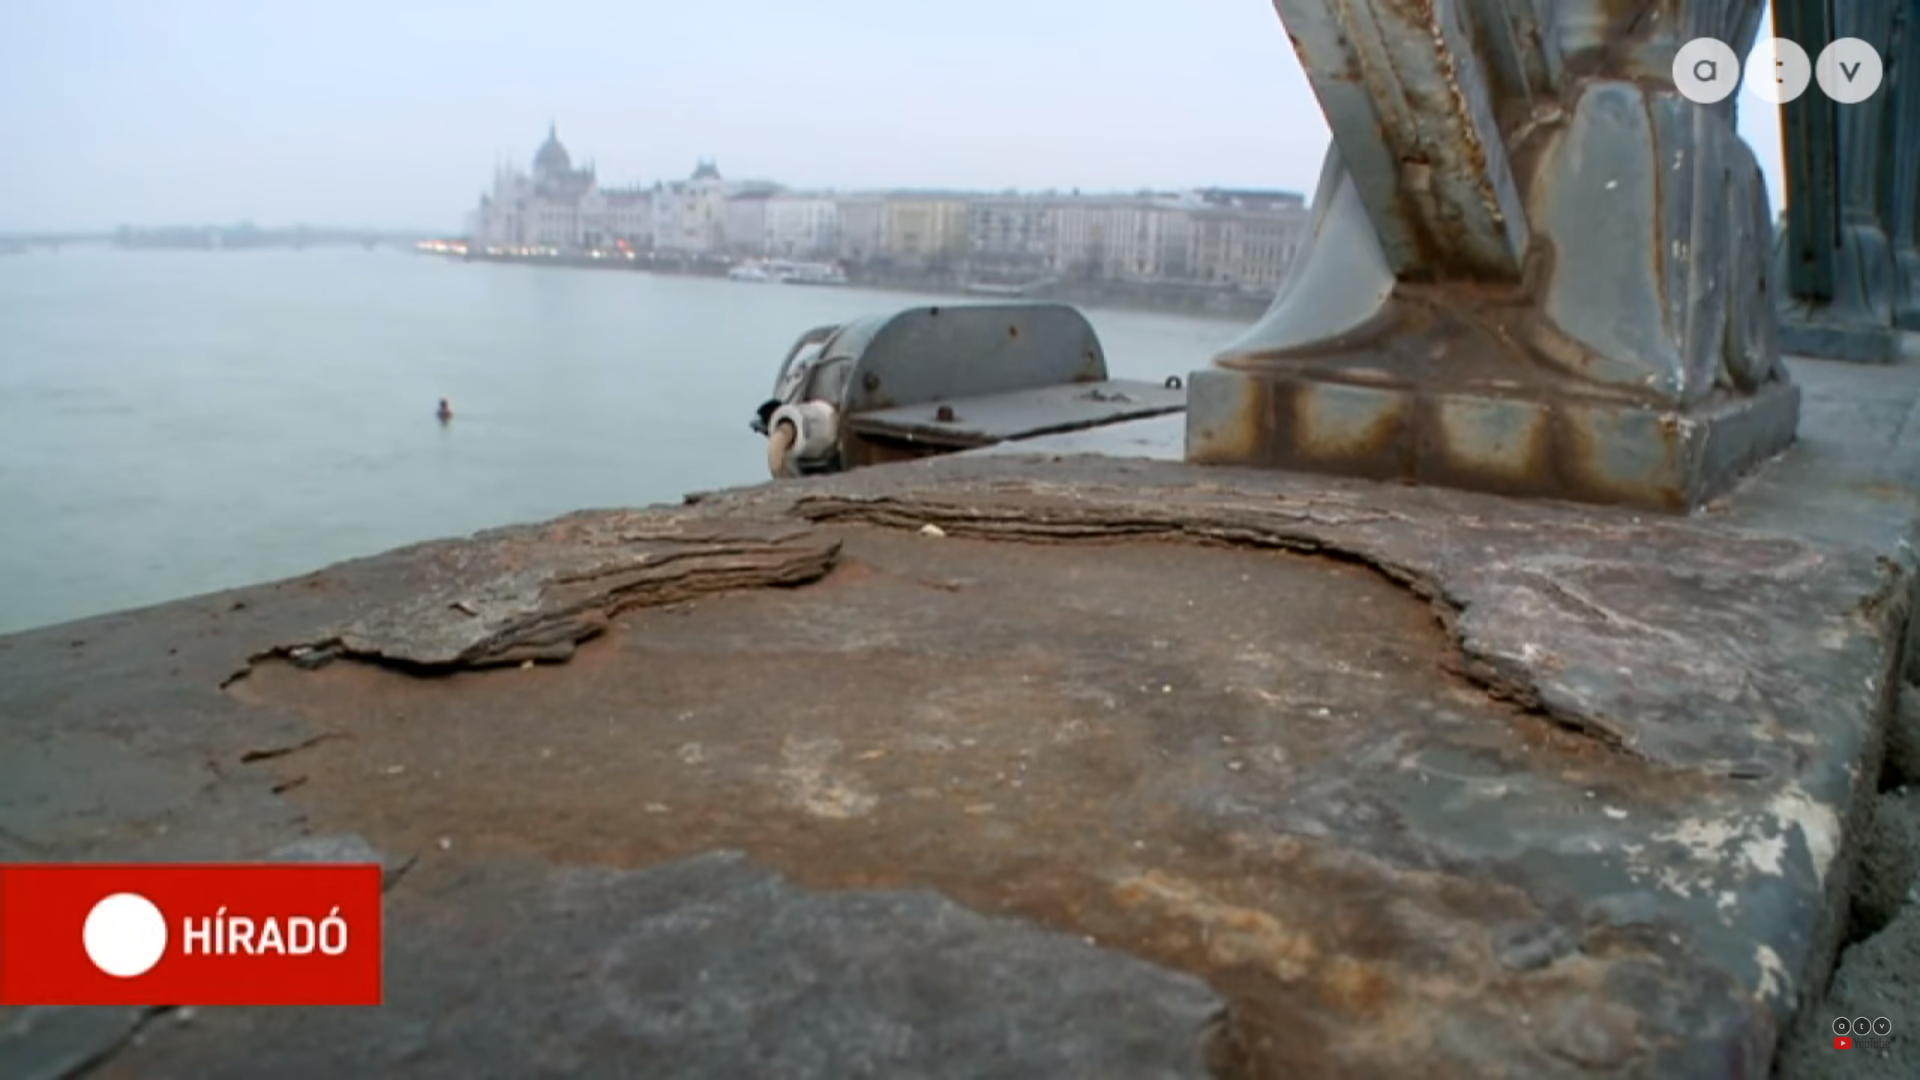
[1674, 37, 1883, 104]
[1832, 1015, 1895, 1051]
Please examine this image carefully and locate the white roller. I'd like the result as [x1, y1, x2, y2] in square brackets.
[766, 400, 839, 477]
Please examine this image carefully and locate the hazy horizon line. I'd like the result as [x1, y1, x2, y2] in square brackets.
[5, 180, 1320, 237]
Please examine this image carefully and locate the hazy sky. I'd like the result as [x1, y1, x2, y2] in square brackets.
[1, 0, 1785, 232]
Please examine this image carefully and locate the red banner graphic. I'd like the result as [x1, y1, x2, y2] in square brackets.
[0, 863, 382, 1006]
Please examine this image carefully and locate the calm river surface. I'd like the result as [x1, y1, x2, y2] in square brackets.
[0, 247, 1245, 634]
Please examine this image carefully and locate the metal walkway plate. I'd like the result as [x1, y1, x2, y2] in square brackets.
[847, 378, 1185, 450]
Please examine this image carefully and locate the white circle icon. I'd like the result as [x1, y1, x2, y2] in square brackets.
[1744, 38, 1811, 104]
[83, 893, 168, 978]
[1674, 38, 1742, 104]
[1816, 39, 1883, 103]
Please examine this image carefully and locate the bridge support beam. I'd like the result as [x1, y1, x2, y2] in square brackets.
[1888, 0, 1920, 332]
[1186, 0, 1800, 512]
[1772, 0, 1914, 361]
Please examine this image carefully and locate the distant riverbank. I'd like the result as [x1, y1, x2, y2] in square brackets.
[442, 248, 1271, 321]
[874, 271, 1273, 321]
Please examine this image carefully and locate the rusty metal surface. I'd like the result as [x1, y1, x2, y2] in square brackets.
[5, 358, 1917, 1078]
[1194, 0, 1798, 508]
[217, 522, 1750, 1078]
[847, 379, 1185, 450]
[289, 522, 838, 669]
[1187, 338, 1802, 512]
[1461, 0, 1559, 109]
[1276, 0, 1531, 281]
[0, 483, 1885, 1077]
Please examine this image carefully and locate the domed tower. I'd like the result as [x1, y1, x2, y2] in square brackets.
[533, 122, 573, 185]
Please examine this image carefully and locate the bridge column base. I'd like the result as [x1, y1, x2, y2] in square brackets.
[1777, 316, 1903, 365]
[1184, 366, 1801, 514]
[1897, 251, 1920, 332]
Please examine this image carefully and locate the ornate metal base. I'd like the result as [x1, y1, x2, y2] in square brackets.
[1186, 366, 1801, 513]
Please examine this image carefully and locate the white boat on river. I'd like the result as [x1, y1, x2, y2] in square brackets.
[727, 259, 847, 286]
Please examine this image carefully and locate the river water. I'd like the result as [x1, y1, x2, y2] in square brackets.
[0, 248, 1244, 634]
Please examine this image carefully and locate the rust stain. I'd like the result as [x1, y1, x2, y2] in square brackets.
[227, 520, 1674, 1077]
[1320, 955, 1395, 1015]
[1115, 870, 1321, 981]
[1414, 393, 1558, 495]
[1283, 379, 1413, 479]
[1187, 373, 1272, 465]
[1188, 274, 1760, 510]
[1330, 0, 1521, 281]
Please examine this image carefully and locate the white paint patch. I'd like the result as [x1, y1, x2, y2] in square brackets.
[1740, 832, 1787, 877]
[1641, 814, 1783, 897]
[1767, 784, 1841, 890]
[1632, 783, 1843, 899]
[1654, 818, 1744, 863]
[778, 735, 878, 819]
[1754, 944, 1790, 1001]
[1650, 866, 1695, 897]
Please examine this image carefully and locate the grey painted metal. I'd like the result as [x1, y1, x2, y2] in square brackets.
[1459, 0, 1560, 107]
[752, 302, 1163, 474]
[849, 381, 1185, 451]
[964, 411, 1189, 462]
[1185, 0, 1798, 512]
[834, 303, 1107, 416]
[1775, 0, 1839, 304]
[1890, 0, 1920, 331]
[1773, 0, 1905, 362]
[1275, 0, 1531, 282]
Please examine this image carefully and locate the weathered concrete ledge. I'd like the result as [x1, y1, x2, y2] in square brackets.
[3, 354, 1919, 1077]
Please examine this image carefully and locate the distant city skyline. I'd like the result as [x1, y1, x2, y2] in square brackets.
[1, 1, 1787, 233]
[458, 124, 1313, 301]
